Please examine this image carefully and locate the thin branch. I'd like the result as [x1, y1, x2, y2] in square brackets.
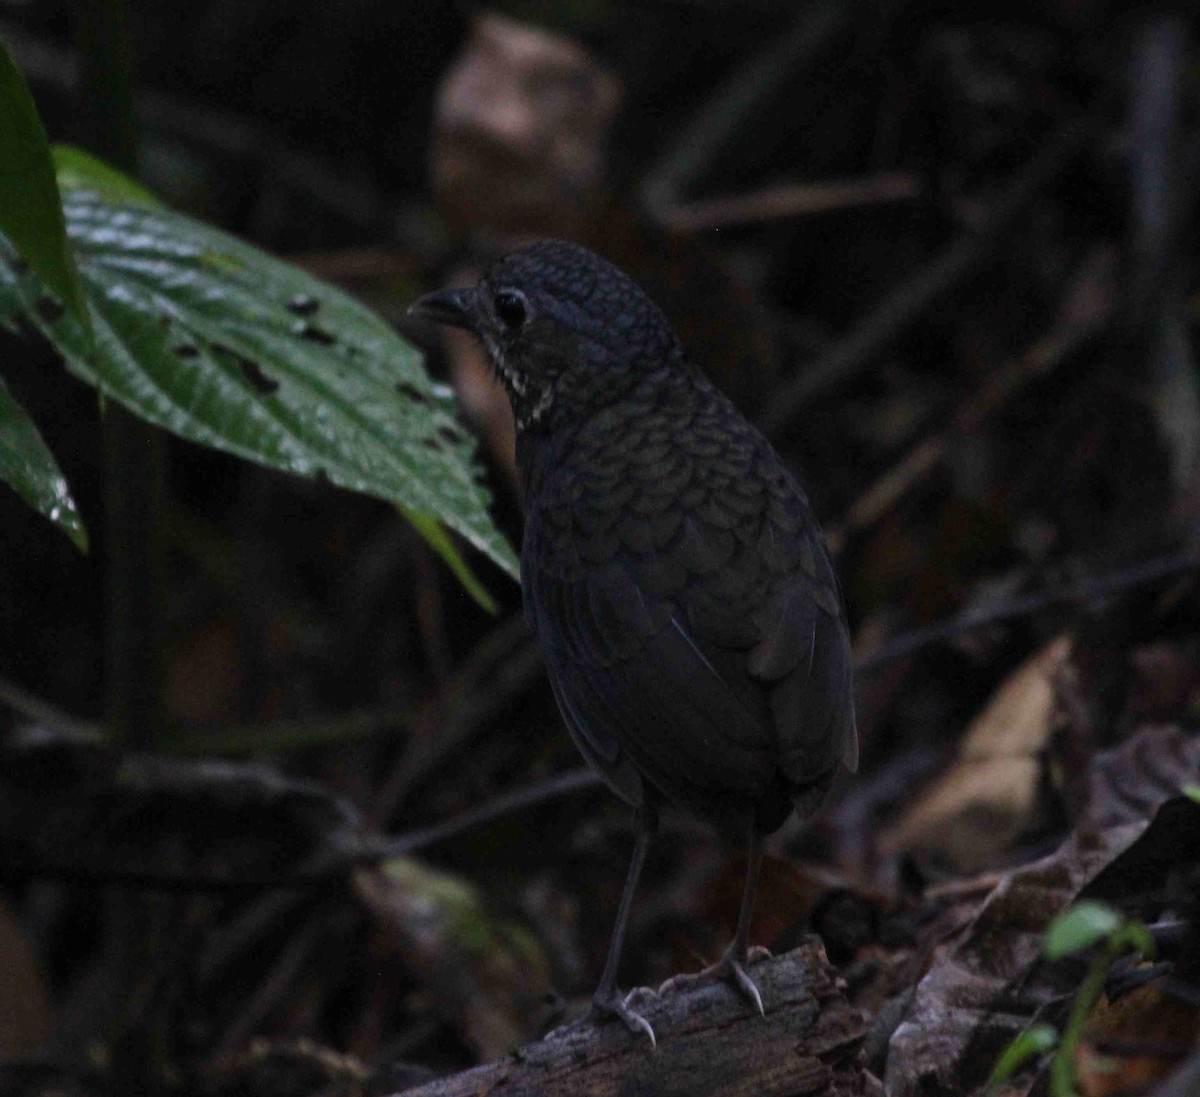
[663, 172, 919, 233]
[368, 614, 543, 825]
[0, 681, 415, 758]
[0, 676, 102, 741]
[371, 768, 602, 857]
[159, 704, 413, 756]
[289, 244, 423, 284]
[0, 853, 350, 893]
[0, 22, 394, 236]
[835, 245, 1115, 538]
[760, 113, 1099, 438]
[855, 548, 1200, 672]
[1124, 14, 1190, 336]
[639, 1, 850, 219]
[4, 549, 1193, 895]
[213, 911, 333, 1057]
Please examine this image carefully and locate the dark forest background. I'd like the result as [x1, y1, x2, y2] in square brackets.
[0, 2, 1198, 1095]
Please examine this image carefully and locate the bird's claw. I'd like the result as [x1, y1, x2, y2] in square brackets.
[729, 959, 765, 1016]
[590, 987, 657, 1048]
[660, 946, 770, 1016]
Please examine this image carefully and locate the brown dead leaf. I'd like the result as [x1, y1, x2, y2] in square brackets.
[881, 635, 1072, 871]
[961, 635, 1073, 759]
[886, 731, 1200, 1097]
[0, 902, 52, 1057]
[885, 818, 1146, 1097]
[1081, 723, 1200, 832]
[432, 13, 621, 240]
[1078, 984, 1200, 1097]
[1153, 1045, 1200, 1097]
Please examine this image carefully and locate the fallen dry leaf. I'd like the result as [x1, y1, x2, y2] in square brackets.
[881, 635, 1072, 871]
[1078, 984, 1200, 1097]
[0, 902, 52, 1057]
[432, 13, 621, 240]
[885, 817, 1144, 1097]
[886, 730, 1200, 1097]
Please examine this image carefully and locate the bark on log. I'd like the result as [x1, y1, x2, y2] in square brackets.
[389, 938, 867, 1097]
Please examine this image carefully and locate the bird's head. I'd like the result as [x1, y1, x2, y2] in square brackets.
[409, 240, 683, 432]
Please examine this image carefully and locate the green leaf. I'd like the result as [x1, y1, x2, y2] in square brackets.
[52, 145, 161, 207]
[0, 374, 88, 549]
[1112, 920, 1155, 960]
[988, 1023, 1058, 1088]
[0, 191, 518, 579]
[1044, 901, 1123, 960]
[0, 37, 88, 324]
[401, 504, 498, 614]
[1183, 784, 1200, 804]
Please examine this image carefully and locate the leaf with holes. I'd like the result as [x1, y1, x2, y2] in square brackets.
[0, 187, 517, 582]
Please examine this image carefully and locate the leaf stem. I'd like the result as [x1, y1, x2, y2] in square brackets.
[1050, 951, 1102, 1097]
[75, 0, 169, 749]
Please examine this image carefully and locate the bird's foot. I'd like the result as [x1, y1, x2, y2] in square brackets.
[659, 945, 771, 1015]
[590, 986, 657, 1048]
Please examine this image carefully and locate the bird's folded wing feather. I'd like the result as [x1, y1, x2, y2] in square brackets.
[524, 460, 856, 812]
[738, 485, 859, 782]
[527, 558, 780, 808]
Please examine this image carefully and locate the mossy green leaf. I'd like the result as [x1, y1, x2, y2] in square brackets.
[0, 37, 87, 324]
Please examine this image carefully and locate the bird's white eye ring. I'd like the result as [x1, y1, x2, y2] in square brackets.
[494, 288, 528, 330]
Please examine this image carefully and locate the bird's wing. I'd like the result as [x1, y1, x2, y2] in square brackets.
[748, 551, 858, 802]
[735, 458, 858, 787]
[522, 392, 855, 821]
[523, 525, 782, 818]
[671, 520, 856, 816]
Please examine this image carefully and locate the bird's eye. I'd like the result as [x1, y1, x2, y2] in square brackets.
[494, 288, 528, 330]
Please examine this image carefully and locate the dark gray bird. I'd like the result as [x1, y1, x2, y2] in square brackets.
[410, 241, 856, 1045]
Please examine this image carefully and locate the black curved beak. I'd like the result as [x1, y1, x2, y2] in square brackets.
[408, 287, 476, 331]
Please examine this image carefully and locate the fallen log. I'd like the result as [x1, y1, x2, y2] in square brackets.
[389, 937, 868, 1097]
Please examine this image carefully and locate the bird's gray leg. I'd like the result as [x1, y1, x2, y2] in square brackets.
[724, 827, 767, 1012]
[589, 802, 658, 1046]
[660, 827, 768, 1015]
